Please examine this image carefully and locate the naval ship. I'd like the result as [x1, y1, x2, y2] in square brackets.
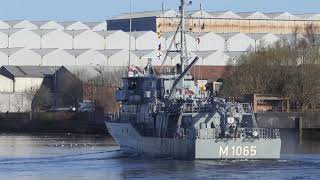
[105, 0, 281, 160]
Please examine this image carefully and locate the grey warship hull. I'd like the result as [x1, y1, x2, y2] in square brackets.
[106, 122, 281, 160]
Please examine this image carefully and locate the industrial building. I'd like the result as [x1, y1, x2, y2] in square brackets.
[0, 10, 315, 81]
[107, 9, 320, 34]
[0, 66, 81, 112]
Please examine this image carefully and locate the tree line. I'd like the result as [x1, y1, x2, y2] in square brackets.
[220, 25, 320, 111]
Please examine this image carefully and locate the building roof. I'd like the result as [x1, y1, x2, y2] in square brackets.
[224, 51, 246, 59]
[247, 33, 269, 40]
[112, 9, 177, 19]
[58, 21, 78, 28]
[65, 65, 126, 81]
[192, 50, 217, 59]
[4, 20, 24, 27]
[0, 47, 23, 56]
[216, 32, 240, 39]
[64, 29, 87, 37]
[165, 51, 180, 58]
[130, 49, 154, 57]
[32, 29, 54, 36]
[83, 22, 105, 29]
[0, 65, 60, 78]
[31, 48, 58, 57]
[209, 11, 242, 19]
[0, 28, 23, 36]
[64, 49, 89, 57]
[97, 49, 123, 58]
[30, 20, 51, 28]
[131, 31, 151, 38]
[96, 30, 125, 37]
[295, 13, 320, 20]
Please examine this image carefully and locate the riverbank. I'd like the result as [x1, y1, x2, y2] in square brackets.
[0, 112, 107, 134]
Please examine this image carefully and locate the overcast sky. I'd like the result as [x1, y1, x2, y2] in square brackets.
[1, 0, 319, 21]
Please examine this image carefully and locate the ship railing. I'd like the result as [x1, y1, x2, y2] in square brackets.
[182, 103, 212, 113]
[196, 128, 281, 139]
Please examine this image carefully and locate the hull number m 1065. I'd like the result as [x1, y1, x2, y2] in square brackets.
[219, 146, 257, 157]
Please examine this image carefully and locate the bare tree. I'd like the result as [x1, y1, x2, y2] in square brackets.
[220, 25, 320, 111]
[24, 86, 53, 112]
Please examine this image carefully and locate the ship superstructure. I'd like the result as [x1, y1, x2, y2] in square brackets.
[105, 0, 281, 160]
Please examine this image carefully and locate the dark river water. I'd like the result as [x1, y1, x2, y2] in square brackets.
[0, 134, 318, 180]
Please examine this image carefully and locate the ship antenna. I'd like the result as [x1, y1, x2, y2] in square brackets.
[128, 0, 132, 77]
[179, 0, 192, 97]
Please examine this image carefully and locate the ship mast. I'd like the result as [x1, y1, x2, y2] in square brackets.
[179, 0, 190, 97]
[180, 0, 187, 73]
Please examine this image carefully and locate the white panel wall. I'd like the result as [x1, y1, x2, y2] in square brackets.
[65, 22, 89, 30]
[41, 21, 64, 30]
[256, 33, 280, 48]
[10, 29, 40, 49]
[133, 31, 163, 50]
[166, 33, 197, 51]
[10, 48, 41, 65]
[106, 50, 129, 66]
[0, 21, 10, 29]
[92, 22, 107, 31]
[0, 52, 9, 65]
[42, 30, 73, 49]
[201, 51, 231, 66]
[0, 75, 13, 92]
[43, 49, 75, 66]
[74, 30, 104, 49]
[198, 32, 225, 51]
[0, 32, 8, 48]
[105, 31, 133, 50]
[77, 50, 106, 66]
[13, 20, 38, 30]
[14, 77, 44, 93]
[226, 33, 255, 51]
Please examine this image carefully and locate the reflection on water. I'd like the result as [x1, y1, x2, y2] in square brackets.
[0, 134, 318, 180]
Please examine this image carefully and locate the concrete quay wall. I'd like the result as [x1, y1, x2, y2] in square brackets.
[256, 112, 320, 129]
[0, 112, 106, 134]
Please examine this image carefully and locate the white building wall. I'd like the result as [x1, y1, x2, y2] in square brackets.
[0, 32, 8, 48]
[13, 20, 38, 30]
[165, 33, 197, 51]
[0, 21, 10, 29]
[74, 30, 104, 49]
[134, 31, 163, 50]
[198, 32, 225, 51]
[43, 49, 75, 66]
[14, 77, 44, 93]
[0, 52, 9, 65]
[226, 33, 255, 51]
[10, 29, 40, 49]
[0, 75, 13, 92]
[42, 30, 73, 49]
[92, 22, 107, 31]
[40, 21, 64, 30]
[77, 50, 106, 66]
[0, 93, 31, 112]
[9, 48, 41, 65]
[64, 22, 89, 30]
[256, 33, 280, 48]
[107, 50, 129, 66]
[104, 31, 133, 50]
[195, 51, 231, 66]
